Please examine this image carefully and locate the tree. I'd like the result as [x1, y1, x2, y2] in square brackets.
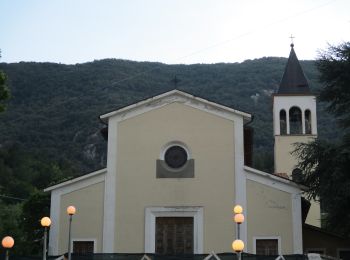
[0, 50, 10, 112]
[20, 191, 51, 255]
[0, 144, 74, 255]
[318, 42, 350, 128]
[294, 42, 350, 236]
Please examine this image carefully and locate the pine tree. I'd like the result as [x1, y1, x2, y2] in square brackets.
[294, 42, 350, 236]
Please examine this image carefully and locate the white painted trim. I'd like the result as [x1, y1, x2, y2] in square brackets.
[273, 95, 317, 136]
[234, 116, 247, 247]
[71, 238, 97, 253]
[253, 236, 281, 255]
[286, 109, 290, 135]
[144, 207, 203, 254]
[291, 193, 303, 253]
[44, 168, 107, 192]
[48, 189, 60, 255]
[100, 90, 251, 122]
[301, 108, 306, 134]
[244, 166, 306, 192]
[102, 117, 118, 253]
[46, 174, 105, 196]
[47, 172, 105, 255]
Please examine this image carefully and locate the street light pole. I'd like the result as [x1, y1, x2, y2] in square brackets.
[43, 227, 48, 260]
[233, 205, 245, 260]
[67, 206, 76, 260]
[68, 214, 73, 260]
[2, 236, 15, 260]
[232, 240, 244, 260]
[41, 217, 51, 260]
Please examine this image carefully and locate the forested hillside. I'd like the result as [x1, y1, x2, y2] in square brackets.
[0, 58, 338, 175]
[0, 57, 341, 255]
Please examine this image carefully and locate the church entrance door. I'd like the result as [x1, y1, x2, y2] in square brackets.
[155, 217, 194, 254]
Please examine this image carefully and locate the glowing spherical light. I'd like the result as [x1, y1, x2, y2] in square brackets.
[232, 239, 244, 252]
[233, 205, 243, 214]
[234, 213, 245, 224]
[41, 217, 51, 227]
[67, 206, 76, 215]
[2, 236, 14, 249]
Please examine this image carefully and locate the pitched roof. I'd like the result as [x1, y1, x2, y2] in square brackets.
[277, 44, 311, 94]
[244, 165, 308, 191]
[99, 89, 252, 122]
[44, 168, 107, 192]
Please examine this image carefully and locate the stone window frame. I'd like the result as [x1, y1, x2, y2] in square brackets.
[160, 141, 192, 162]
[144, 207, 203, 254]
[156, 141, 194, 178]
[71, 238, 97, 254]
[253, 236, 281, 255]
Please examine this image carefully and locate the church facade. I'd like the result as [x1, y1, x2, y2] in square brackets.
[45, 46, 317, 256]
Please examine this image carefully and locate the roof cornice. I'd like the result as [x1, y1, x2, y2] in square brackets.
[99, 89, 252, 123]
[44, 168, 107, 192]
[244, 165, 308, 191]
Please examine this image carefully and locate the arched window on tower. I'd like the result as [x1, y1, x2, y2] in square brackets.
[305, 109, 312, 134]
[289, 106, 302, 134]
[280, 109, 287, 135]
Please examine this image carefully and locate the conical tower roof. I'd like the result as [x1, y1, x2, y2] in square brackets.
[277, 44, 310, 94]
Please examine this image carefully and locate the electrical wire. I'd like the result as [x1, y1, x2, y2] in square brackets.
[110, 0, 338, 86]
[0, 194, 26, 201]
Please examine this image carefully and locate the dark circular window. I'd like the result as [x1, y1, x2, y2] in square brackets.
[164, 146, 188, 169]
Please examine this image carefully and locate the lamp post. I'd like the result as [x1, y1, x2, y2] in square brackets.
[67, 206, 76, 260]
[232, 239, 245, 260]
[41, 217, 51, 260]
[2, 236, 14, 260]
[233, 205, 245, 260]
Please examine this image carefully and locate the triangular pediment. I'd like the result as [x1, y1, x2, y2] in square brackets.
[100, 89, 251, 123]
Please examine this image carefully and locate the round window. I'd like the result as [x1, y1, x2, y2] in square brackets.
[164, 145, 188, 169]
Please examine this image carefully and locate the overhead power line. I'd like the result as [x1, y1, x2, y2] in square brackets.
[0, 194, 26, 201]
[110, 0, 338, 86]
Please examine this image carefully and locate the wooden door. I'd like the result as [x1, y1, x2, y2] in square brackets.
[72, 241, 94, 254]
[155, 217, 194, 254]
[256, 239, 278, 255]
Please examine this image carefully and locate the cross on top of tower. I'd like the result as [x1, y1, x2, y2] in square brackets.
[289, 34, 295, 48]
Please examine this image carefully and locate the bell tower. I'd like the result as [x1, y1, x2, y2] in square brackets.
[273, 43, 317, 177]
[273, 43, 320, 226]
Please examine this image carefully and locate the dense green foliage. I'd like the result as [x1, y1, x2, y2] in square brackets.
[318, 42, 350, 128]
[0, 57, 338, 175]
[294, 42, 350, 236]
[0, 144, 75, 255]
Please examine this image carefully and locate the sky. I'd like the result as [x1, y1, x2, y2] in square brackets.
[0, 0, 349, 65]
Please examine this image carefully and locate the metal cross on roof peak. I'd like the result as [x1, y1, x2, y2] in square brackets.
[289, 34, 295, 47]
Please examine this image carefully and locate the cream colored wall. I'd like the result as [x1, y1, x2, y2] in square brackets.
[274, 135, 316, 177]
[58, 182, 105, 254]
[274, 135, 320, 227]
[114, 102, 236, 253]
[246, 180, 294, 254]
[306, 200, 321, 227]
